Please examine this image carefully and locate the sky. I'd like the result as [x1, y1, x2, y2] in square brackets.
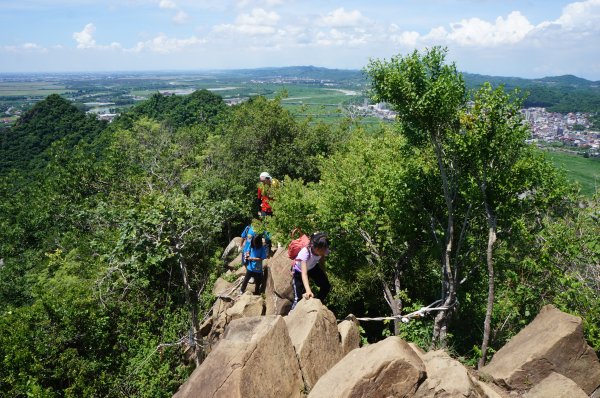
[1, 0, 600, 80]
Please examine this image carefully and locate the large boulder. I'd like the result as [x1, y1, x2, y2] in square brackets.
[481, 304, 600, 395]
[225, 292, 265, 322]
[285, 298, 343, 390]
[414, 350, 483, 398]
[213, 277, 234, 296]
[338, 315, 360, 357]
[173, 316, 303, 398]
[523, 372, 588, 398]
[223, 237, 244, 270]
[267, 246, 294, 299]
[264, 246, 294, 315]
[308, 336, 426, 398]
[228, 252, 243, 270]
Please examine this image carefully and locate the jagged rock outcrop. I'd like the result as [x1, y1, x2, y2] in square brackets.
[173, 316, 304, 398]
[523, 372, 588, 398]
[285, 298, 344, 390]
[264, 246, 294, 315]
[413, 350, 485, 398]
[481, 304, 600, 395]
[338, 315, 360, 357]
[307, 336, 426, 398]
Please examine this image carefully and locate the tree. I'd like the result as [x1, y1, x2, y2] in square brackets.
[366, 47, 467, 346]
[0, 94, 106, 175]
[459, 83, 532, 367]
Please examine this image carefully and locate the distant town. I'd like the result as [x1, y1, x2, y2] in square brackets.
[522, 108, 599, 152]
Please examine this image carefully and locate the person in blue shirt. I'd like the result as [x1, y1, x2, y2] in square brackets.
[239, 224, 255, 266]
[240, 234, 267, 295]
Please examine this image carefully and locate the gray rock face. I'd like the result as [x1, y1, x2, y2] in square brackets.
[173, 316, 303, 398]
[285, 298, 344, 390]
[481, 304, 600, 395]
[308, 336, 426, 398]
[523, 372, 588, 398]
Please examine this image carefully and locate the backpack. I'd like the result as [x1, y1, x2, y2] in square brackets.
[288, 228, 310, 260]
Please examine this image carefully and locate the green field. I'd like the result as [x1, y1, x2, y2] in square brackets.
[544, 150, 600, 196]
[0, 82, 70, 96]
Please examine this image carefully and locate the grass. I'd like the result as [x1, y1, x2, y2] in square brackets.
[543, 150, 600, 196]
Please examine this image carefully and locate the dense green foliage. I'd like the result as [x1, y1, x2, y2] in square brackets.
[464, 73, 600, 113]
[0, 94, 106, 175]
[1, 58, 598, 396]
[0, 88, 346, 397]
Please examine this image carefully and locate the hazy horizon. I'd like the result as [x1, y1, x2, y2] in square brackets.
[2, 1, 600, 79]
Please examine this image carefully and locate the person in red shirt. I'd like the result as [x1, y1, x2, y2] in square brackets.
[257, 171, 277, 217]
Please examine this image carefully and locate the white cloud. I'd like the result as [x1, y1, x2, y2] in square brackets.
[73, 23, 97, 49]
[173, 10, 189, 24]
[158, 0, 190, 25]
[72, 23, 124, 50]
[390, 31, 420, 47]
[315, 28, 370, 46]
[554, 0, 600, 29]
[446, 11, 534, 46]
[129, 33, 204, 53]
[236, 8, 279, 26]
[213, 8, 280, 36]
[3, 42, 48, 53]
[159, 0, 177, 9]
[236, 0, 282, 9]
[319, 8, 366, 28]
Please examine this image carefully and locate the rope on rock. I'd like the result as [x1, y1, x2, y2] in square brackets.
[352, 299, 457, 323]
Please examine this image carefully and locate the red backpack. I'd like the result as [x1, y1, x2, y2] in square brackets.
[288, 228, 310, 260]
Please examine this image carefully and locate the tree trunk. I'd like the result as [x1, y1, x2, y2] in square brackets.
[478, 215, 497, 369]
[178, 253, 200, 366]
[383, 280, 402, 335]
[431, 134, 457, 349]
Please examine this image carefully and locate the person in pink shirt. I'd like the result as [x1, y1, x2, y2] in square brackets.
[291, 232, 331, 310]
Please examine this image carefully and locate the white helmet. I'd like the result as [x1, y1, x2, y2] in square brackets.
[259, 172, 272, 180]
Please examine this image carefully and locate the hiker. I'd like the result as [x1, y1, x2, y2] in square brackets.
[239, 223, 255, 266]
[291, 232, 331, 310]
[257, 172, 278, 217]
[240, 234, 267, 295]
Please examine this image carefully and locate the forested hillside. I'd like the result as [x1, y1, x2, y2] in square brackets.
[464, 72, 600, 113]
[0, 51, 598, 397]
[0, 94, 106, 175]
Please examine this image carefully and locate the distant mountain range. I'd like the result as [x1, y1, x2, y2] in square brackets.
[211, 65, 600, 87]
[214, 66, 600, 112]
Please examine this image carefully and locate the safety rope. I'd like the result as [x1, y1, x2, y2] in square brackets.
[351, 299, 457, 323]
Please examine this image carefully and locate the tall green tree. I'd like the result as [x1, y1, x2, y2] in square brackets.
[459, 83, 537, 367]
[366, 47, 468, 346]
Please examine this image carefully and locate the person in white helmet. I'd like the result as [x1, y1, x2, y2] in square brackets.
[257, 171, 279, 217]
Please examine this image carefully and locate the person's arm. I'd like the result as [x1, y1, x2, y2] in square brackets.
[301, 261, 313, 299]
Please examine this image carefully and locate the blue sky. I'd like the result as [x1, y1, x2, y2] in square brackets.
[1, 0, 600, 79]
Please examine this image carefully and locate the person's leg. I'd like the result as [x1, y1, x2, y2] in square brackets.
[308, 267, 331, 303]
[253, 271, 263, 295]
[291, 271, 305, 310]
[240, 270, 252, 293]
